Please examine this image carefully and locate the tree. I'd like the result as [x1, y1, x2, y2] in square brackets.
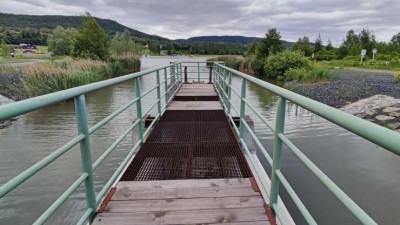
[73, 13, 110, 60]
[47, 26, 77, 56]
[391, 32, 400, 45]
[326, 39, 334, 51]
[359, 28, 376, 56]
[257, 28, 284, 58]
[292, 36, 313, 56]
[314, 34, 323, 53]
[110, 29, 141, 56]
[0, 40, 11, 58]
[247, 40, 258, 55]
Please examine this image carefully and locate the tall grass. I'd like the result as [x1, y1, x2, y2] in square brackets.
[207, 56, 244, 70]
[6, 56, 141, 99]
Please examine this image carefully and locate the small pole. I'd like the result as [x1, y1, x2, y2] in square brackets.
[239, 78, 246, 139]
[184, 66, 188, 83]
[269, 97, 286, 206]
[208, 66, 212, 84]
[227, 71, 232, 115]
[74, 94, 96, 221]
[135, 78, 144, 143]
[164, 68, 168, 104]
[156, 70, 161, 116]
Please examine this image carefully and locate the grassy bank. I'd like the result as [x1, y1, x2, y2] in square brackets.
[1, 55, 140, 99]
[207, 56, 244, 70]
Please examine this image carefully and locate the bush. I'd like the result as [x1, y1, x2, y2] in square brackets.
[284, 68, 307, 81]
[315, 49, 337, 61]
[264, 50, 310, 80]
[303, 66, 329, 81]
[394, 72, 400, 83]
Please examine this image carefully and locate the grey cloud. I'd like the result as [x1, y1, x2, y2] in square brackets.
[1, 0, 399, 43]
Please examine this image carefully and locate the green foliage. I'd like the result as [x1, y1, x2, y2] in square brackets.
[257, 28, 284, 59]
[314, 34, 323, 53]
[264, 50, 310, 80]
[247, 40, 258, 55]
[284, 68, 307, 81]
[110, 29, 142, 56]
[0, 40, 12, 57]
[207, 56, 243, 70]
[73, 14, 110, 60]
[394, 72, 400, 83]
[0, 13, 167, 42]
[315, 49, 337, 61]
[292, 36, 313, 56]
[47, 26, 77, 56]
[325, 39, 334, 51]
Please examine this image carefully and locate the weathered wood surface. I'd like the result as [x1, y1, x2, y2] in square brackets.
[167, 101, 222, 110]
[93, 178, 270, 225]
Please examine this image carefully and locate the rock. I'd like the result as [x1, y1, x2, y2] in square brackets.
[382, 107, 400, 113]
[388, 111, 400, 117]
[365, 110, 377, 116]
[387, 122, 400, 130]
[375, 115, 395, 121]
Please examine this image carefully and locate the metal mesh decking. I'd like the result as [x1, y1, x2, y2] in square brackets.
[121, 110, 252, 181]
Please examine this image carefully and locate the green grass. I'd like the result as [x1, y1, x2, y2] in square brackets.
[0, 58, 32, 64]
[317, 59, 400, 71]
[207, 56, 244, 70]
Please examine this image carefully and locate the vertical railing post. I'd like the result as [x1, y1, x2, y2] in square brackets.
[135, 78, 144, 143]
[184, 66, 188, 83]
[197, 62, 200, 82]
[208, 66, 212, 84]
[227, 71, 232, 115]
[74, 94, 96, 221]
[179, 63, 183, 81]
[164, 68, 168, 104]
[239, 78, 246, 139]
[269, 97, 286, 206]
[156, 70, 161, 116]
[223, 68, 227, 108]
[171, 65, 176, 93]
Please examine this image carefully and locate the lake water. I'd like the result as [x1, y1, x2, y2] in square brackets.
[0, 56, 399, 225]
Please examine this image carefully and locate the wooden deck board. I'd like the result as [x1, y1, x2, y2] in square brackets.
[112, 186, 259, 200]
[105, 196, 264, 212]
[117, 178, 251, 190]
[167, 101, 223, 110]
[94, 178, 270, 225]
[94, 208, 268, 225]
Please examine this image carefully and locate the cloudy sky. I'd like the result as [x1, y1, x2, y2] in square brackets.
[1, 0, 399, 45]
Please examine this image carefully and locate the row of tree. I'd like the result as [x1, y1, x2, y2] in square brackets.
[244, 27, 400, 77]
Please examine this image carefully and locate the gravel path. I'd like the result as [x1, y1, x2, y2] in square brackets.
[291, 69, 400, 108]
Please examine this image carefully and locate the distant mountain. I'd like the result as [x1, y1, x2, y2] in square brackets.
[174, 35, 294, 47]
[0, 13, 168, 41]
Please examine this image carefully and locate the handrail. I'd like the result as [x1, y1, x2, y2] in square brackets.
[0, 62, 182, 224]
[213, 62, 400, 225]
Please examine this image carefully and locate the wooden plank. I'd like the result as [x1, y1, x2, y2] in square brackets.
[181, 84, 213, 88]
[176, 92, 218, 96]
[167, 101, 222, 110]
[112, 186, 259, 200]
[105, 196, 264, 213]
[93, 208, 268, 225]
[117, 178, 251, 191]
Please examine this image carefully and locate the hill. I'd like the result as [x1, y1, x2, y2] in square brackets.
[174, 35, 294, 47]
[0, 13, 168, 41]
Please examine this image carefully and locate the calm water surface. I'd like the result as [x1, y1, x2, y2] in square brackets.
[0, 56, 399, 225]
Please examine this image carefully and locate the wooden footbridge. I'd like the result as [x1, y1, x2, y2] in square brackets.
[1, 61, 398, 225]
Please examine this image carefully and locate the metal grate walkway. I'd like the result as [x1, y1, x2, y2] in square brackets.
[121, 84, 252, 181]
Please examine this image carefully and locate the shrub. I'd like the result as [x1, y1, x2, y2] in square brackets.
[394, 72, 400, 83]
[264, 50, 310, 80]
[284, 68, 307, 81]
[315, 49, 337, 61]
[302, 66, 329, 81]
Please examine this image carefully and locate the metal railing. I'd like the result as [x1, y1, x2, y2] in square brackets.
[0, 62, 182, 224]
[212, 62, 400, 225]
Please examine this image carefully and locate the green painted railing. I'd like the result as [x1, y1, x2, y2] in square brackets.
[212, 62, 400, 225]
[1, 60, 399, 224]
[0, 63, 182, 225]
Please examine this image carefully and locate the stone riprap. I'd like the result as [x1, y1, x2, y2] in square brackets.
[340, 94, 400, 132]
